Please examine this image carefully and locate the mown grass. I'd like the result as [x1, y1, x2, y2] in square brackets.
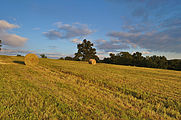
[0, 55, 180, 120]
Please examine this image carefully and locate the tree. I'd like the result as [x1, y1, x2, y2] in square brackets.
[132, 52, 144, 66]
[17, 54, 22, 57]
[157, 56, 168, 69]
[168, 59, 181, 70]
[40, 54, 47, 58]
[109, 53, 117, 64]
[101, 51, 171, 70]
[0, 40, 2, 51]
[59, 57, 64, 60]
[74, 39, 99, 61]
[65, 56, 73, 60]
[118, 52, 133, 65]
[102, 57, 112, 64]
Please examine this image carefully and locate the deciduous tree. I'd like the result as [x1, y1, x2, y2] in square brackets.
[74, 39, 99, 61]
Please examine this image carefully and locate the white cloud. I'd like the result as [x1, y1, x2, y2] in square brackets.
[95, 39, 129, 52]
[142, 51, 151, 54]
[107, 31, 141, 38]
[71, 38, 82, 44]
[107, 27, 181, 53]
[0, 20, 19, 31]
[0, 20, 27, 47]
[43, 22, 94, 40]
[0, 48, 66, 59]
[96, 39, 107, 44]
[43, 30, 62, 40]
[41, 53, 64, 58]
[0, 48, 34, 56]
[0, 33, 27, 47]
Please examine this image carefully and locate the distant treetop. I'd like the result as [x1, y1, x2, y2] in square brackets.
[74, 39, 99, 61]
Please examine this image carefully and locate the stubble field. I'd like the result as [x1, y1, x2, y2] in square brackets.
[0, 55, 180, 119]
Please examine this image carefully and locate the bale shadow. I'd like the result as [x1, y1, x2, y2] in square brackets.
[13, 61, 25, 65]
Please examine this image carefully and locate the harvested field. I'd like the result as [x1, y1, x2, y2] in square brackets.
[0, 55, 180, 119]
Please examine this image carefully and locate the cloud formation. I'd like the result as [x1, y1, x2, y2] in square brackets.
[43, 30, 62, 40]
[0, 20, 28, 47]
[0, 48, 34, 56]
[43, 22, 94, 40]
[0, 48, 64, 58]
[98, 0, 181, 53]
[0, 20, 19, 30]
[105, 20, 181, 53]
[71, 38, 82, 44]
[96, 39, 129, 52]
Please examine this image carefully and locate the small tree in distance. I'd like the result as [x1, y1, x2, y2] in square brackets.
[40, 54, 47, 58]
[65, 56, 73, 60]
[17, 54, 22, 57]
[74, 39, 99, 61]
[59, 57, 64, 60]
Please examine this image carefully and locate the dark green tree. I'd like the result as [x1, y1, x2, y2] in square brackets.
[118, 52, 133, 65]
[59, 57, 64, 60]
[168, 59, 181, 70]
[65, 56, 73, 60]
[40, 54, 47, 58]
[74, 39, 99, 61]
[109, 53, 117, 64]
[157, 56, 168, 69]
[101, 51, 181, 71]
[17, 54, 22, 57]
[102, 57, 112, 64]
[132, 52, 144, 66]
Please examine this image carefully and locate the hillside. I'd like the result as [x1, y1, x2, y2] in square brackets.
[0, 55, 181, 120]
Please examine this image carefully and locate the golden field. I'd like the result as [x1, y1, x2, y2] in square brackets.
[0, 55, 180, 120]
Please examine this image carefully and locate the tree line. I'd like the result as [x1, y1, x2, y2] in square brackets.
[102, 52, 181, 70]
[62, 39, 181, 71]
[1, 39, 180, 71]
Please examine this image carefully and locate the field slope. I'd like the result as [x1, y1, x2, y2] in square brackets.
[0, 55, 181, 120]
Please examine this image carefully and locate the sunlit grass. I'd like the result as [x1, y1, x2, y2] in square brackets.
[0, 55, 180, 119]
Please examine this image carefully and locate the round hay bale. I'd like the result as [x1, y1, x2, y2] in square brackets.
[24, 53, 39, 66]
[89, 59, 96, 65]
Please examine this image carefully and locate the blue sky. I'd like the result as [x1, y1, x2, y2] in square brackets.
[0, 0, 181, 59]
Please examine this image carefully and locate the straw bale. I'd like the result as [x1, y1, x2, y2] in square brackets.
[25, 53, 39, 66]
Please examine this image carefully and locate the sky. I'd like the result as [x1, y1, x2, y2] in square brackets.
[0, 0, 181, 59]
